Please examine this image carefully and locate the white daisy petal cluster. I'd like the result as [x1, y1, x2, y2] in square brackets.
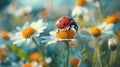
[72, 6, 88, 17]
[11, 19, 48, 45]
[41, 30, 76, 45]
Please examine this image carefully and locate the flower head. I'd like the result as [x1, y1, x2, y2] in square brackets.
[70, 57, 80, 67]
[41, 29, 76, 45]
[56, 29, 76, 39]
[15, 6, 32, 16]
[108, 37, 117, 51]
[22, 27, 35, 38]
[39, 9, 48, 18]
[29, 52, 43, 62]
[89, 27, 101, 36]
[9, 2, 18, 8]
[11, 19, 48, 45]
[105, 15, 119, 24]
[1, 31, 9, 40]
[22, 63, 33, 67]
[76, 0, 87, 6]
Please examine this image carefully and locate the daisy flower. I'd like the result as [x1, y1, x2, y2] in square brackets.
[41, 28, 77, 45]
[98, 15, 120, 32]
[72, 0, 99, 24]
[15, 6, 32, 17]
[89, 26, 114, 38]
[69, 57, 81, 67]
[11, 19, 48, 45]
[3, 2, 18, 15]
[0, 31, 13, 44]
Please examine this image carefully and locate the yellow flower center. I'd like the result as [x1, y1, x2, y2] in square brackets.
[70, 57, 80, 67]
[22, 63, 33, 67]
[89, 27, 101, 36]
[39, 10, 48, 18]
[105, 15, 118, 24]
[56, 29, 76, 39]
[10, 2, 17, 8]
[29, 52, 43, 62]
[1, 31, 9, 40]
[76, 0, 86, 6]
[22, 27, 35, 38]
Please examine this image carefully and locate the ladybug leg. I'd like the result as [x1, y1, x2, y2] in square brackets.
[68, 25, 72, 30]
[57, 29, 60, 33]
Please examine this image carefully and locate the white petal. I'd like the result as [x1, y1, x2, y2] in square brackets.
[104, 24, 114, 31]
[31, 61, 38, 67]
[26, 38, 31, 44]
[97, 22, 106, 29]
[13, 39, 25, 44]
[45, 57, 52, 64]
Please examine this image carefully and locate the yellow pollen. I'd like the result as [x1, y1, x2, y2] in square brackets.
[22, 27, 35, 38]
[1, 31, 9, 40]
[29, 52, 43, 62]
[76, 0, 86, 6]
[89, 27, 101, 36]
[56, 29, 76, 39]
[105, 15, 118, 24]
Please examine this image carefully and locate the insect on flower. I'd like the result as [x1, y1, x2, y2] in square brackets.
[56, 16, 78, 32]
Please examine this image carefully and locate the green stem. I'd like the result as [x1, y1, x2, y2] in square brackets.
[65, 41, 70, 67]
[32, 38, 43, 55]
[96, 38, 102, 67]
[92, 48, 96, 67]
[109, 51, 113, 67]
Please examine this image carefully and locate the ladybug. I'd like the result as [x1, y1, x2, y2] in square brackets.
[56, 16, 78, 32]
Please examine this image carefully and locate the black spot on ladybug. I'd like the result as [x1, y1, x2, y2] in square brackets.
[64, 23, 66, 26]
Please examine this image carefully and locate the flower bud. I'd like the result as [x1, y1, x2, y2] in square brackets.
[108, 38, 117, 51]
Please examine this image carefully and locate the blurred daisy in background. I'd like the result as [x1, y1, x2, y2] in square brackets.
[0, 31, 13, 44]
[72, 0, 99, 25]
[11, 19, 48, 45]
[15, 6, 32, 17]
[69, 57, 81, 67]
[98, 15, 120, 33]
[89, 26, 114, 39]
[3, 2, 18, 15]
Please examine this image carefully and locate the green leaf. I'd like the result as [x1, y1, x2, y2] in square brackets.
[8, 44, 30, 61]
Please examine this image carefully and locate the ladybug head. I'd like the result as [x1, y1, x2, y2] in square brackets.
[56, 16, 72, 29]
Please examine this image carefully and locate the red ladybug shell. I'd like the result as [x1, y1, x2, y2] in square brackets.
[56, 16, 72, 29]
